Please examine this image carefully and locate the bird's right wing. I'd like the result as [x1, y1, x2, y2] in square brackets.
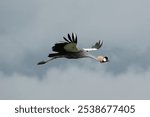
[83, 40, 103, 52]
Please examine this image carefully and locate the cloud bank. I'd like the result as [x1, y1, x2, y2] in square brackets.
[0, 64, 150, 99]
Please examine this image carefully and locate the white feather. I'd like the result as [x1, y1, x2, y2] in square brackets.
[83, 48, 98, 51]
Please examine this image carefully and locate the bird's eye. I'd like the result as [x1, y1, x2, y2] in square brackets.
[104, 56, 109, 62]
[103, 58, 106, 62]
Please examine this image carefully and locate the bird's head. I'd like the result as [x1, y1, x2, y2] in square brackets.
[97, 56, 109, 63]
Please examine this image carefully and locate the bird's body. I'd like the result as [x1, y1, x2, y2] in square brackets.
[49, 50, 88, 59]
[37, 33, 109, 65]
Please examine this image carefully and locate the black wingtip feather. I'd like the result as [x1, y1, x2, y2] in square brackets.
[100, 40, 103, 47]
[75, 33, 77, 43]
[72, 33, 75, 42]
[63, 37, 70, 43]
[68, 33, 72, 42]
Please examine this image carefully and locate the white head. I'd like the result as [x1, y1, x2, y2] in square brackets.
[97, 56, 109, 63]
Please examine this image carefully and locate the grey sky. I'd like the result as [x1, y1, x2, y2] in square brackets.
[0, 0, 150, 99]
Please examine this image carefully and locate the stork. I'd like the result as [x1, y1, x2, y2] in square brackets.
[37, 33, 109, 65]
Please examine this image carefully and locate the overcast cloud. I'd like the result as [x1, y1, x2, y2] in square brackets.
[0, 0, 150, 99]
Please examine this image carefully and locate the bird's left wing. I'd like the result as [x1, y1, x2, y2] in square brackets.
[52, 33, 79, 53]
[83, 40, 103, 52]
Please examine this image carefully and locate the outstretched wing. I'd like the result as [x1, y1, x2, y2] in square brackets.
[83, 40, 103, 51]
[92, 40, 103, 49]
[52, 33, 79, 53]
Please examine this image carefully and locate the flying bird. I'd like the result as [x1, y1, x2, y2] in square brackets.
[37, 33, 109, 65]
